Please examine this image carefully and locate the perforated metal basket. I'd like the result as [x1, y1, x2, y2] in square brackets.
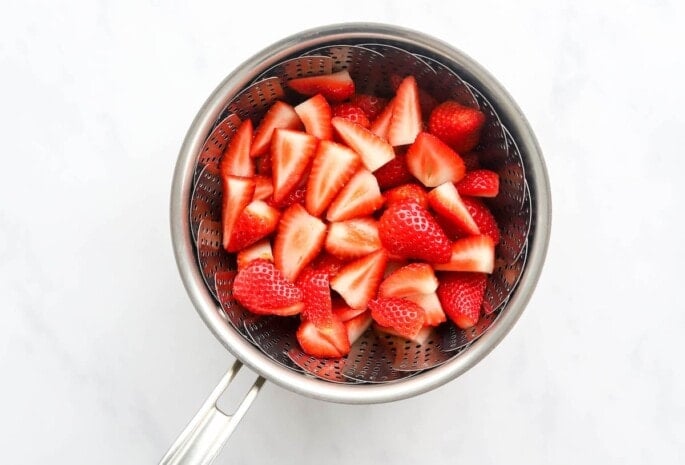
[163, 23, 551, 465]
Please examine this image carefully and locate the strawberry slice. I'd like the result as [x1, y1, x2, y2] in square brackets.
[345, 311, 372, 345]
[462, 197, 501, 245]
[330, 249, 388, 309]
[331, 116, 395, 172]
[236, 239, 273, 271]
[387, 76, 422, 146]
[374, 323, 434, 344]
[219, 119, 254, 177]
[305, 140, 360, 216]
[332, 103, 370, 128]
[256, 153, 272, 176]
[369, 297, 425, 339]
[373, 152, 414, 190]
[221, 175, 255, 252]
[296, 317, 350, 358]
[296, 267, 333, 328]
[428, 101, 485, 153]
[406, 132, 466, 187]
[273, 203, 327, 282]
[383, 183, 428, 209]
[250, 101, 302, 157]
[225, 200, 280, 252]
[378, 200, 451, 263]
[404, 292, 446, 326]
[379, 263, 438, 298]
[287, 70, 355, 103]
[326, 168, 384, 222]
[433, 235, 495, 273]
[270, 129, 318, 204]
[294, 94, 333, 141]
[332, 302, 368, 322]
[389, 74, 438, 118]
[456, 169, 500, 198]
[312, 253, 346, 278]
[369, 98, 395, 141]
[436, 272, 487, 329]
[233, 259, 304, 316]
[427, 182, 480, 236]
[350, 94, 388, 120]
[252, 175, 273, 201]
[325, 217, 381, 260]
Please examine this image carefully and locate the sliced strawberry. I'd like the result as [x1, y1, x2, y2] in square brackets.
[226, 200, 280, 252]
[221, 175, 255, 252]
[406, 132, 466, 187]
[233, 259, 304, 316]
[433, 235, 495, 273]
[273, 203, 327, 282]
[404, 292, 446, 326]
[437, 272, 487, 329]
[462, 197, 501, 245]
[427, 182, 480, 236]
[350, 94, 388, 120]
[268, 178, 307, 209]
[270, 129, 318, 204]
[379, 263, 438, 298]
[296, 267, 333, 328]
[287, 70, 355, 103]
[428, 101, 485, 153]
[256, 153, 272, 176]
[325, 217, 381, 259]
[383, 183, 428, 209]
[296, 317, 350, 358]
[383, 259, 408, 278]
[345, 311, 372, 345]
[312, 253, 345, 279]
[236, 239, 273, 271]
[250, 101, 302, 157]
[369, 98, 395, 141]
[373, 152, 414, 190]
[456, 169, 500, 198]
[374, 323, 434, 345]
[330, 249, 388, 309]
[368, 297, 425, 339]
[219, 119, 254, 177]
[378, 200, 451, 263]
[326, 168, 384, 222]
[305, 140, 360, 216]
[332, 103, 370, 128]
[331, 116, 395, 172]
[387, 76, 422, 146]
[332, 303, 368, 322]
[388, 74, 438, 116]
[252, 175, 273, 201]
[294, 94, 333, 140]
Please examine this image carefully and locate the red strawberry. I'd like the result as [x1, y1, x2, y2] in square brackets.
[404, 292, 446, 326]
[331, 117, 395, 172]
[330, 249, 388, 309]
[256, 153, 272, 176]
[270, 129, 318, 204]
[428, 101, 486, 153]
[379, 263, 438, 298]
[374, 323, 434, 344]
[296, 267, 333, 328]
[389, 74, 437, 117]
[406, 132, 466, 187]
[294, 94, 333, 140]
[221, 175, 255, 252]
[436, 272, 487, 329]
[268, 180, 307, 209]
[219, 119, 254, 177]
[312, 253, 345, 278]
[427, 182, 480, 236]
[350, 94, 388, 120]
[296, 317, 350, 358]
[305, 140, 360, 216]
[250, 101, 302, 157]
[236, 239, 273, 271]
[461, 197, 501, 245]
[325, 217, 381, 259]
[273, 203, 327, 281]
[433, 235, 495, 273]
[369, 98, 395, 141]
[233, 259, 304, 316]
[373, 152, 414, 190]
[252, 175, 273, 201]
[332, 103, 371, 128]
[383, 183, 428, 209]
[378, 201, 451, 263]
[345, 311, 372, 345]
[226, 200, 280, 252]
[287, 70, 355, 103]
[333, 302, 368, 322]
[388, 76, 422, 146]
[326, 168, 384, 222]
[368, 297, 425, 339]
[456, 169, 500, 198]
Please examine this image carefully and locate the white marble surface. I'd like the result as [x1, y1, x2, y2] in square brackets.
[2, 1, 685, 463]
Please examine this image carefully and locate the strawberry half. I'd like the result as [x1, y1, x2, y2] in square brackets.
[330, 249, 388, 309]
[369, 297, 425, 339]
[221, 175, 255, 252]
[387, 76, 422, 146]
[433, 235, 495, 273]
[331, 116, 395, 172]
[406, 132, 466, 187]
[326, 168, 384, 222]
[296, 317, 350, 358]
[325, 217, 381, 259]
[270, 129, 318, 204]
[379, 263, 438, 298]
[236, 239, 273, 271]
[273, 203, 327, 282]
[252, 175, 273, 201]
[383, 183, 428, 209]
[373, 152, 414, 190]
[219, 119, 254, 177]
[287, 70, 355, 103]
[374, 323, 434, 344]
[332, 103, 371, 128]
[296, 267, 333, 328]
[312, 253, 345, 279]
[332, 302, 368, 322]
[404, 292, 446, 326]
[294, 94, 333, 141]
[350, 93, 388, 120]
[345, 311, 372, 345]
[436, 272, 487, 329]
[233, 259, 304, 316]
[427, 182, 480, 236]
[250, 101, 302, 157]
[305, 140, 360, 216]
[369, 98, 395, 141]
[462, 197, 501, 245]
[226, 200, 280, 252]
[456, 169, 500, 198]
[428, 101, 485, 153]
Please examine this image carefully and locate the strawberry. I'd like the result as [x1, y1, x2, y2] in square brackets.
[456, 169, 500, 198]
[369, 98, 395, 141]
[387, 76, 422, 146]
[270, 129, 318, 204]
[406, 132, 466, 187]
[296, 317, 350, 358]
[226, 200, 280, 252]
[331, 117, 395, 172]
[256, 153, 272, 176]
[332, 302, 368, 322]
[233, 259, 304, 316]
[325, 217, 381, 259]
[296, 267, 333, 328]
[436, 272, 487, 329]
[252, 175, 274, 201]
[219, 119, 254, 177]
[379, 263, 438, 298]
[368, 297, 425, 339]
[330, 249, 388, 309]
[428, 101, 485, 153]
[461, 197, 501, 245]
[305, 140, 360, 216]
[332, 103, 370, 128]
[389, 74, 437, 117]
[273, 203, 327, 281]
[236, 239, 273, 271]
[221, 175, 255, 252]
[312, 253, 345, 278]
[433, 235, 495, 273]
[345, 311, 372, 345]
[268, 179, 307, 209]
[374, 323, 434, 344]
[378, 201, 451, 263]
[287, 70, 355, 103]
[250, 101, 302, 157]
[294, 94, 333, 140]
[383, 183, 428, 209]
[350, 94, 388, 120]
[326, 168, 384, 222]
[427, 182, 480, 236]
[404, 292, 446, 326]
[373, 152, 414, 190]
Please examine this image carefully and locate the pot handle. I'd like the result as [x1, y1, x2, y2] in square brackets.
[159, 360, 265, 465]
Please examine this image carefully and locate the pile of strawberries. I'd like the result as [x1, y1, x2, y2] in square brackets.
[217, 69, 501, 358]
